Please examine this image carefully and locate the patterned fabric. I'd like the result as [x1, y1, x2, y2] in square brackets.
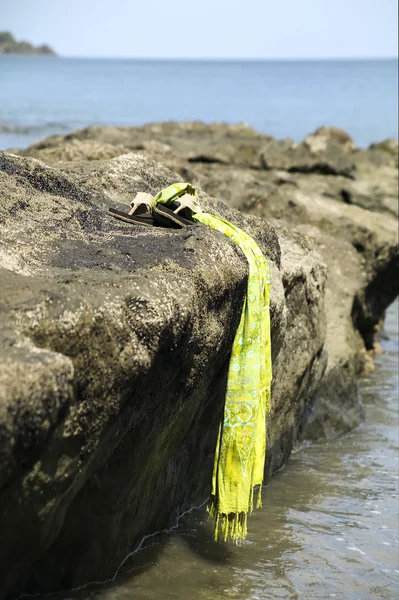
[153, 183, 272, 542]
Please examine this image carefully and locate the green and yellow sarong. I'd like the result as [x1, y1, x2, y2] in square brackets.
[154, 183, 272, 542]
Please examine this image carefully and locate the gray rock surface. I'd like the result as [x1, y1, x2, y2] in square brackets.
[0, 122, 397, 597]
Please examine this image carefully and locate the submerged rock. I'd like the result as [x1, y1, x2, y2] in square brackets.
[0, 122, 397, 597]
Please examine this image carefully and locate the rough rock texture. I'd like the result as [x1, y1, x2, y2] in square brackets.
[0, 122, 397, 597]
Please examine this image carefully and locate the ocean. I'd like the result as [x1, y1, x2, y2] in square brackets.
[0, 56, 398, 150]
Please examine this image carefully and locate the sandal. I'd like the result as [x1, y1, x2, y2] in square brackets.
[153, 192, 203, 228]
[109, 192, 155, 226]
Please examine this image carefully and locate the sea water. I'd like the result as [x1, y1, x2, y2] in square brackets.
[0, 57, 398, 150]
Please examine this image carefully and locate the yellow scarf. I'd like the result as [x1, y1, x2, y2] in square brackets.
[154, 183, 272, 542]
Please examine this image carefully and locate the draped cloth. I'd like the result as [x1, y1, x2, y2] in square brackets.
[154, 183, 272, 542]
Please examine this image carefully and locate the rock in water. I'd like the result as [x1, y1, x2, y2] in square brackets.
[0, 122, 397, 597]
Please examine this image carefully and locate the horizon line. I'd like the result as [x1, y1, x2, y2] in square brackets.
[4, 54, 398, 62]
[56, 55, 399, 62]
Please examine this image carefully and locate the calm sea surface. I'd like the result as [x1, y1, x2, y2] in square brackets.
[0, 57, 398, 150]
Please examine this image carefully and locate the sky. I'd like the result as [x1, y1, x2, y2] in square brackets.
[1, 0, 398, 59]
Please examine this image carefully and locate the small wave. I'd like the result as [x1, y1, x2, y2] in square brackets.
[347, 546, 367, 555]
[0, 122, 70, 134]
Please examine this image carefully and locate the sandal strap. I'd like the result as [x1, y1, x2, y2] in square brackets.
[173, 193, 203, 215]
[129, 192, 155, 215]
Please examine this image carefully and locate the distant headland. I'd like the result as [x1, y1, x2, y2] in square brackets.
[0, 31, 56, 55]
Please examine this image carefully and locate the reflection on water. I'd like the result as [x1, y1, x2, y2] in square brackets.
[49, 302, 399, 600]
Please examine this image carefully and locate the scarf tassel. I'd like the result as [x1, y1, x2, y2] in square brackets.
[207, 484, 263, 542]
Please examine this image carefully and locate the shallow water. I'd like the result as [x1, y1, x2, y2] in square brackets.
[0, 57, 398, 150]
[43, 301, 398, 600]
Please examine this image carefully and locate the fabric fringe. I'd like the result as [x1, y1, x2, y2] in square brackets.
[207, 484, 263, 542]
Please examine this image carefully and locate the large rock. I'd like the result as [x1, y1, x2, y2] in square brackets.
[0, 121, 397, 597]
[18, 122, 397, 216]
[17, 122, 269, 170]
[18, 123, 356, 177]
[9, 124, 399, 437]
[261, 138, 356, 177]
[198, 165, 398, 334]
[194, 165, 398, 437]
[0, 151, 327, 597]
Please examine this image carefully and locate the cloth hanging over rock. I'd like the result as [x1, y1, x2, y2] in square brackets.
[155, 183, 272, 542]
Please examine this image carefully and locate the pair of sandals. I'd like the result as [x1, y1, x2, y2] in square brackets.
[109, 191, 202, 229]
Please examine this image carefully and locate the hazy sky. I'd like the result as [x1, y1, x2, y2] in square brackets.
[1, 0, 398, 59]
